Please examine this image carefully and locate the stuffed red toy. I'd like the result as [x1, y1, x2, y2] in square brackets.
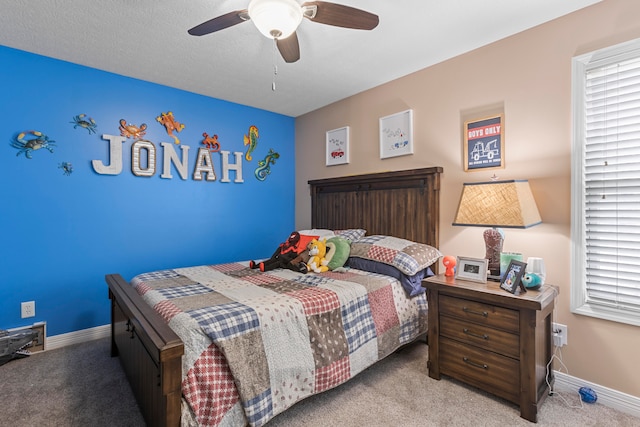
[249, 231, 316, 273]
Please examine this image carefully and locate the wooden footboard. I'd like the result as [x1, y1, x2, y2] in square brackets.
[107, 273, 184, 427]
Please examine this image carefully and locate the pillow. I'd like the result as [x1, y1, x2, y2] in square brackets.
[295, 234, 319, 253]
[347, 257, 433, 297]
[349, 235, 442, 276]
[299, 229, 336, 238]
[333, 228, 366, 243]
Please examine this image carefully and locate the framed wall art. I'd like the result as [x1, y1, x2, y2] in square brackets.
[326, 126, 349, 166]
[379, 109, 413, 159]
[499, 259, 527, 294]
[463, 113, 504, 171]
[455, 256, 489, 283]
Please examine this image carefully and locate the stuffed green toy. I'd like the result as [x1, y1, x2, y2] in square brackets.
[325, 236, 351, 271]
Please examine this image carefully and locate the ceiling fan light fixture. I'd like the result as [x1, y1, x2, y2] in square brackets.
[248, 0, 303, 39]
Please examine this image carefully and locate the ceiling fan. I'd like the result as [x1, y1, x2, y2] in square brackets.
[188, 0, 379, 63]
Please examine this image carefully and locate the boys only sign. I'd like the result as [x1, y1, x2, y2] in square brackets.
[463, 114, 504, 171]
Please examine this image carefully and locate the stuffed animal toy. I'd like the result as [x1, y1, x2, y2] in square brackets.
[521, 272, 542, 290]
[324, 236, 350, 271]
[307, 238, 329, 273]
[442, 255, 456, 277]
[249, 231, 315, 273]
[288, 245, 312, 270]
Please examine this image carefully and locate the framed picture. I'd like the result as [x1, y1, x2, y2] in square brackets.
[379, 109, 413, 159]
[499, 259, 528, 294]
[455, 256, 489, 283]
[326, 126, 349, 166]
[463, 113, 504, 171]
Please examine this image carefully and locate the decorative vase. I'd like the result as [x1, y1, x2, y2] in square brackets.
[526, 257, 546, 285]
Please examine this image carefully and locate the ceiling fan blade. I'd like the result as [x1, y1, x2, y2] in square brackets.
[276, 32, 301, 63]
[188, 10, 249, 36]
[302, 1, 379, 30]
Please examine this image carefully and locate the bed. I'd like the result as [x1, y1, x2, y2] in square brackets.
[107, 167, 442, 427]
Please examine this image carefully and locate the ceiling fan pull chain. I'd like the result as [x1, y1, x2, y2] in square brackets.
[272, 39, 278, 91]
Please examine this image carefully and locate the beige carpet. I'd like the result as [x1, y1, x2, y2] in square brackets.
[269, 340, 638, 426]
[0, 337, 638, 426]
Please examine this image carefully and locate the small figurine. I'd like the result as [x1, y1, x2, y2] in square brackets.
[11, 130, 56, 159]
[70, 114, 98, 134]
[254, 148, 279, 181]
[119, 119, 147, 140]
[156, 111, 185, 144]
[58, 162, 73, 176]
[201, 132, 220, 152]
[442, 255, 456, 277]
[244, 125, 259, 161]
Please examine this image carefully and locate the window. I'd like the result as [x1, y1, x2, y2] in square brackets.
[571, 38, 640, 327]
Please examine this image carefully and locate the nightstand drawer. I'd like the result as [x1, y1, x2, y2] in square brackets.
[440, 337, 519, 399]
[440, 295, 519, 333]
[440, 314, 520, 359]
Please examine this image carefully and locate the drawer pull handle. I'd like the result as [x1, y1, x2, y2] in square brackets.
[125, 319, 131, 331]
[463, 357, 488, 370]
[462, 307, 488, 317]
[463, 328, 489, 340]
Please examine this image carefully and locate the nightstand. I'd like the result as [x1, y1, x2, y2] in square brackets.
[423, 274, 557, 423]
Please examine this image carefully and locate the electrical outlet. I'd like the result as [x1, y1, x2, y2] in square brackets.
[553, 322, 568, 347]
[21, 301, 35, 318]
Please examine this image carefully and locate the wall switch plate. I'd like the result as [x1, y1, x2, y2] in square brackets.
[21, 301, 35, 318]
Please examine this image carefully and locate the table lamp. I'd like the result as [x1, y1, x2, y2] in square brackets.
[452, 180, 542, 280]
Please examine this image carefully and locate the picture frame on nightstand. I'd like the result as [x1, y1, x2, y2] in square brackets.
[499, 259, 527, 294]
[455, 256, 488, 283]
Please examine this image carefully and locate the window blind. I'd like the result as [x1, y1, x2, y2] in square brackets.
[583, 55, 640, 314]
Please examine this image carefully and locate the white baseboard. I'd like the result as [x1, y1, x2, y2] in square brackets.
[46, 324, 110, 351]
[554, 371, 640, 418]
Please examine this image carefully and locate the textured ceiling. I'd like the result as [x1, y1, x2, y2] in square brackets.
[0, 0, 601, 117]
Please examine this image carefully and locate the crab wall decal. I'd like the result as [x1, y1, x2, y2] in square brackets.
[119, 119, 147, 140]
[58, 162, 73, 176]
[70, 114, 97, 134]
[11, 130, 56, 159]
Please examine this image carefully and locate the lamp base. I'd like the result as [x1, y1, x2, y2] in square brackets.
[483, 227, 504, 278]
[487, 274, 501, 282]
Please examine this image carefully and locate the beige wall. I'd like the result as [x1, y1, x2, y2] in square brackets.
[295, 0, 640, 398]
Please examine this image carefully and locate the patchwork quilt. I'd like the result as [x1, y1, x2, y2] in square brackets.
[131, 262, 428, 427]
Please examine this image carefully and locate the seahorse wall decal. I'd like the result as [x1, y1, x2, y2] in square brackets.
[244, 125, 259, 161]
[254, 149, 280, 181]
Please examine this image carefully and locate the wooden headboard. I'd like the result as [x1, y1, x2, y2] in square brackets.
[308, 167, 442, 250]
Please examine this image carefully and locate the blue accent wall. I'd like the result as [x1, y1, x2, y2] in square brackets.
[0, 46, 295, 336]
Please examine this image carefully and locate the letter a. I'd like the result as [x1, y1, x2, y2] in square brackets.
[193, 147, 216, 181]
